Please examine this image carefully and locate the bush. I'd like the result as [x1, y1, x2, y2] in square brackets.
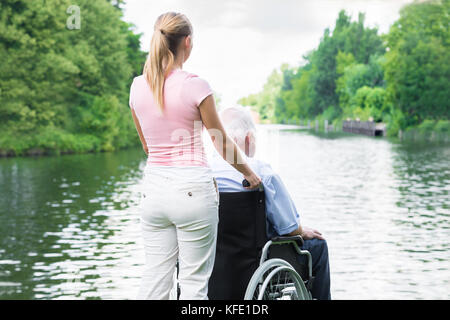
[401, 119, 450, 142]
[385, 108, 406, 137]
[434, 120, 450, 133]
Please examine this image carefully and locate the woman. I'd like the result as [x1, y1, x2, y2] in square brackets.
[129, 12, 261, 300]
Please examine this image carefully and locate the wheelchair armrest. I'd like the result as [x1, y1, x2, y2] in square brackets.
[271, 235, 304, 247]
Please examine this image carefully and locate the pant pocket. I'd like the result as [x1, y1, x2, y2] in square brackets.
[212, 177, 220, 205]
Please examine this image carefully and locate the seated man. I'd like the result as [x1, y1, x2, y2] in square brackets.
[209, 106, 331, 300]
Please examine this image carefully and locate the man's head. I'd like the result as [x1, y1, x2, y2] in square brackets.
[219, 106, 257, 157]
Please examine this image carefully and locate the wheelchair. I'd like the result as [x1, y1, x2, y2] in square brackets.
[207, 185, 314, 300]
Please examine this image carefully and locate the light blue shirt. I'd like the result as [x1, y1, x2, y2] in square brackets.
[209, 152, 300, 239]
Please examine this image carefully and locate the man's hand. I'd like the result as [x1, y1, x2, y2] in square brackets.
[301, 226, 325, 240]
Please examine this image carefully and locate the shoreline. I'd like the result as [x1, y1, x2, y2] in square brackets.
[2, 124, 449, 160]
[0, 145, 141, 159]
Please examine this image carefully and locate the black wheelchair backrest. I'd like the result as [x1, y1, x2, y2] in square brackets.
[208, 190, 267, 300]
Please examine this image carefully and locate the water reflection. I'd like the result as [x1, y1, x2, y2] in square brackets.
[0, 149, 146, 299]
[270, 129, 449, 299]
[0, 126, 448, 299]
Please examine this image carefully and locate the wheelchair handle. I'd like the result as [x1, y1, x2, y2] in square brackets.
[242, 179, 264, 192]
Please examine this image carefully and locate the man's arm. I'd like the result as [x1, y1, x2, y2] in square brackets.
[260, 163, 301, 237]
[260, 162, 324, 240]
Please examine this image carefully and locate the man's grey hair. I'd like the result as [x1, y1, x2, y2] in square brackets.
[219, 106, 257, 143]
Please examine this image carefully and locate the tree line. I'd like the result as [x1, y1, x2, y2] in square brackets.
[239, 0, 449, 137]
[1, 1, 448, 157]
[0, 0, 146, 156]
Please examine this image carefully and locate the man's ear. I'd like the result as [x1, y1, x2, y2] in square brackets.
[185, 35, 192, 48]
[244, 134, 250, 156]
[245, 131, 256, 157]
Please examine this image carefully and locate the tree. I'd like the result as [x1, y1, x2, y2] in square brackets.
[238, 66, 284, 121]
[336, 52, 385, 112]
[342, 86, 389, 122]
[384, 0, 450, 126]
[239, 2, 449, 137]
[0, 0, 146, 155]
[265, 10, 385, 122]
[308, 11, 385, 116]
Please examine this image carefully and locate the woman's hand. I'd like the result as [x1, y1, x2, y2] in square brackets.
[243, 172, 262, 190]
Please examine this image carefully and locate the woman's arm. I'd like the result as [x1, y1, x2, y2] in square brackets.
[130, 109, 148, 155]
[199, 95, 261, 189]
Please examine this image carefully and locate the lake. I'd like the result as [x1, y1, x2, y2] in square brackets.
[0, 125, 449, 299]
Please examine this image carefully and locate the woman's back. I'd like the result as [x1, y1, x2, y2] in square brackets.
[129, 69, 212, 166]
[132, 11, 260, 300]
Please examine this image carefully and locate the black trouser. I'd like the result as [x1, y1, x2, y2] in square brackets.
[298, 238, 331, 300]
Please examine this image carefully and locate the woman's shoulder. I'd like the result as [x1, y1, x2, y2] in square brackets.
[130, 75, 146, 91]
[130, 75, 152, 95]
[178, 70, 209, 84]
[132, 74, 145, 85]
[178, 70, 213, 104]
[132, 71, 206, 81]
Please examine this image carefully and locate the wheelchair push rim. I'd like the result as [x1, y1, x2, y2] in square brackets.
[244, 258, 311, 300]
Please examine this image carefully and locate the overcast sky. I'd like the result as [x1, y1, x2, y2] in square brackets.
[123, 0, 413, 107]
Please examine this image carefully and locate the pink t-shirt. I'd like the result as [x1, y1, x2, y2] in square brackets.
[129, 69, 213, 167]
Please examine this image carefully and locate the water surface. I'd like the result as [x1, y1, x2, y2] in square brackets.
[0, 125, 448, 299]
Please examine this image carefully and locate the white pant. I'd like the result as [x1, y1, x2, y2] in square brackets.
[137, 165, 219, 300]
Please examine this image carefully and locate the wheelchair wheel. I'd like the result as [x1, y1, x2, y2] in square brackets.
[244, 258, 311, 300]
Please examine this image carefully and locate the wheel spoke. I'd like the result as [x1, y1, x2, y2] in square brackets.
[244, 258, 311, 301]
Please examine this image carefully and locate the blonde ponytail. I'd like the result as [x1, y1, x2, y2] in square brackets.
[143, 12, 192, 113]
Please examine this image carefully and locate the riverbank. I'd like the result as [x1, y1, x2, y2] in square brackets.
[0, 142, 141, 158]
[1, 117, 448, 158]
[0, 129, 140, 158]
[267, 117, 450, 143]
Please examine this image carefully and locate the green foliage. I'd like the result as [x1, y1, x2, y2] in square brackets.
[336, 53, 385, 109]
[402, 119, 450, 142]
[306, 11, 385, 115]
[279, 66, 316, 121]
[434, 120, 450, 133]
[241, 9, 385, 124]
[384, 0, 449, 126]
[342, 86, 389, 122]
[238, 66, 284, 121]
[0, 0, 145, 156]
[241, 1, 449, 138]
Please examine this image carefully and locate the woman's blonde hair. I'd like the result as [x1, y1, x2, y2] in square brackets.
[143, 12, 192, 113]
